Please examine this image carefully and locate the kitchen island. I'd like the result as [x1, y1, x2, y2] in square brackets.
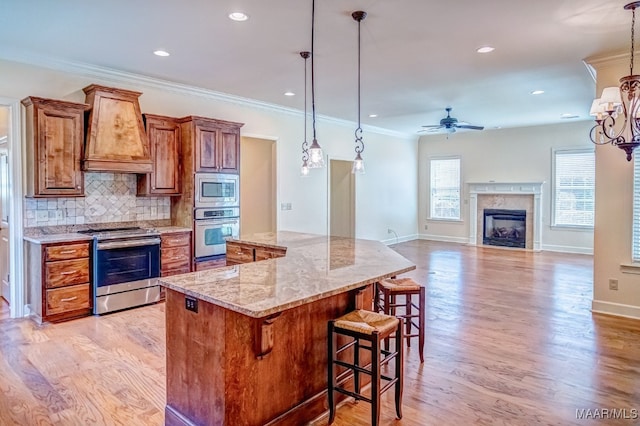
[159, 231, 415, 426]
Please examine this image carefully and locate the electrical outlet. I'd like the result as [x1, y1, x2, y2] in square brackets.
[185, 296, 198, 312]
[609, 279, 619, 291]
[424, 224, 428, 230]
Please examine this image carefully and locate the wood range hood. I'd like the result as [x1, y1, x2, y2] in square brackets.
[82, 84, 152, 173]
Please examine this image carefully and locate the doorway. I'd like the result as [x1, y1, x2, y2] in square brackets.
[240, 136, 277, 235]
[329, 159, 356, 238]
[0, 106, 9, 312]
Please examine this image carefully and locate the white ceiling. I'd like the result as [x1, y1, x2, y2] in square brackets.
[0, 0, 633, 135]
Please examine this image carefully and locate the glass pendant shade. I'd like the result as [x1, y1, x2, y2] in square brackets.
[351, 152, 365, 174]
[307, 139, 325, 168]
[301, 159, 310, 177]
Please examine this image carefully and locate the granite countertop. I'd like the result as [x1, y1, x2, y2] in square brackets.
[156, 226, 192, 234]
[158, 231, 416, 319]
[23, 233, 94, 244]
[24, 225, 191, 244]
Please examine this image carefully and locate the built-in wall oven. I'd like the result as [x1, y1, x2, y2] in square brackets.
[194, 207, 240, 258]
[195, 173, 239, 208]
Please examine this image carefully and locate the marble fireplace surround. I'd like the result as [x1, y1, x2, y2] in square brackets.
[468, 182, 543, 251]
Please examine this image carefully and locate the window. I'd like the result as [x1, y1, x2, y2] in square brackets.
[430, 157, 461, 220]
[553, 149, 595, 227]
[633, 156, 640, 261]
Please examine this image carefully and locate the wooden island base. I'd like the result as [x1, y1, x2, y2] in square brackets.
[165, 285, 374, 426]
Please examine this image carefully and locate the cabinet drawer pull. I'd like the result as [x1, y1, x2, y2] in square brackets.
[60, 270, 77, 275]
[60, 296, 78, 302]
[59, 250, 76, 255]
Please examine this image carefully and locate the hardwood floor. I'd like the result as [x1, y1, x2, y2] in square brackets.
[1, 240, 639, 425]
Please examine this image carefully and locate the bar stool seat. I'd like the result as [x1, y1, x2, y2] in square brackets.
[328, 309, 404, 426]
[376, 277, 426, 363]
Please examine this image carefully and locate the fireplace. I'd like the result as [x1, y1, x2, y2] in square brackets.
[483, 209, 526, 248]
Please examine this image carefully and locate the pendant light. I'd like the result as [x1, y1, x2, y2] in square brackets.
[300, 51, 311, 177]
[307, 0, 325, 168]
[351, 11, 367, 174]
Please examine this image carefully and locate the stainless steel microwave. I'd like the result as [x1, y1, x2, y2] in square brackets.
[194, 173, 239, 208]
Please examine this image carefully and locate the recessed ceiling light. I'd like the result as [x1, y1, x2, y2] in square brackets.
[561, 113, 579, 119]
[369, 114, 378, 118]
[153, 50, 170, 57]
[284, 91, 295, 96]
[229, 12, 248, 21]
[530, 90, 545, 95]
[476, 46, 495, 53]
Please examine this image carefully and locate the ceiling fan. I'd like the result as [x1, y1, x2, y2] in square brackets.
[420, 107, 484, 134]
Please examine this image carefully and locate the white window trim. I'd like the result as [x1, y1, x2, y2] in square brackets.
[428, 155, 462, 221]
[551, 147, 595, 229]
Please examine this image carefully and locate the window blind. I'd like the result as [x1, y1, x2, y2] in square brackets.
[633, 155, 640, 261]
[554, 150, 595, 227]
[430, 157, 460, 220]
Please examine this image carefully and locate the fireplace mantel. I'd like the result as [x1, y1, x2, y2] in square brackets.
[467, 182, 544, 251]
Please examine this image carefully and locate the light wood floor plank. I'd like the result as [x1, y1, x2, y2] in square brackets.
[0, 240, 639, 425]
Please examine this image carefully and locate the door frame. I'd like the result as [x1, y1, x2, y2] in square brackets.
[240, 132, 279, 233]
[0, 98, 25, 318]
[328, 157, 357, 238]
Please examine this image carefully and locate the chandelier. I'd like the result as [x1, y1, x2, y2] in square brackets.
[589, 1, 640, 161]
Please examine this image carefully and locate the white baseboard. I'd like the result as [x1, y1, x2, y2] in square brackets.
[541, 243, 593, 255]
[418, 233, 469, 244]
[592, 299, 640, 320]
[381, 234, 419, 246]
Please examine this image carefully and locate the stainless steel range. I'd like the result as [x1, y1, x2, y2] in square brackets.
[78, 227, 161, 314]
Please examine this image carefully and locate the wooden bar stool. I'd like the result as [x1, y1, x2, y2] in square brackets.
[327, 309, 404, 426]
[375, 277, 426, 363]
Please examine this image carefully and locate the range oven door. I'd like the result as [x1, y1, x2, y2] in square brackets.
[93, 238, 161, 314]
[194, 218, 239, 258]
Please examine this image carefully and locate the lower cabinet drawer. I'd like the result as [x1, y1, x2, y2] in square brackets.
[45, 258, 90, 288]
[195, 258, 227, 271]
[46, 283, 91, 315]
[226, 243, 254, 264]
[254, 247, 286, 261]
[161, 247, 191, 271]
[161, 267, 192, 277]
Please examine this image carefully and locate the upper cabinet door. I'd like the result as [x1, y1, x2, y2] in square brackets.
[218, 128, 240, 174]
[195, 122, 219, 172]
[137, 114, 181, 196]
[21, 97, 90, 197]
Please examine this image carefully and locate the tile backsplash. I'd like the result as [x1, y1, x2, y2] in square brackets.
[24, 173, 171, 227]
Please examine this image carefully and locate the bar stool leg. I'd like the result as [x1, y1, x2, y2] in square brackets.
[371, 331, 381, 426]
[394, 321, 404, 419]
[354, 338, 360, 396]
[383, 290, 391, 352]
[327, 321, 336, 425]
[418, 286, 425, 363]
[405, 293, 412, 347]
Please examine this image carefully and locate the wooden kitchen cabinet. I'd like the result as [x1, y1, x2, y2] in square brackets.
[137, 114, 182, 196]
[160, 231, 192, 300]
[179, 116, 243, 174]
[21, 97, 90, 197]
[161, 231, 192, 276]
[226, 241, 286, 265]
[26, 240, 92, 323]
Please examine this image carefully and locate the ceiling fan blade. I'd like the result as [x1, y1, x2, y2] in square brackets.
[421, 125, 443, 128]
[456, 124, 484, 130]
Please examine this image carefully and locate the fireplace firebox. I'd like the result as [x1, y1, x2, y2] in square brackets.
[483, 209, 526, 248]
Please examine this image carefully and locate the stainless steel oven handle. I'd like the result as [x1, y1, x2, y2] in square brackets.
[195, 219, 239, 225]
[97, 238, 161, 250]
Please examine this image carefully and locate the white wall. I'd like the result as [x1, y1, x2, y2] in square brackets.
[0, 58, 418, 243]
[417, 121, 595, 253]
[587, 53, 640, 319]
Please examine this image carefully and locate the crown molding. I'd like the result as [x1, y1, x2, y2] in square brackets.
[0, 48, 416, 141]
